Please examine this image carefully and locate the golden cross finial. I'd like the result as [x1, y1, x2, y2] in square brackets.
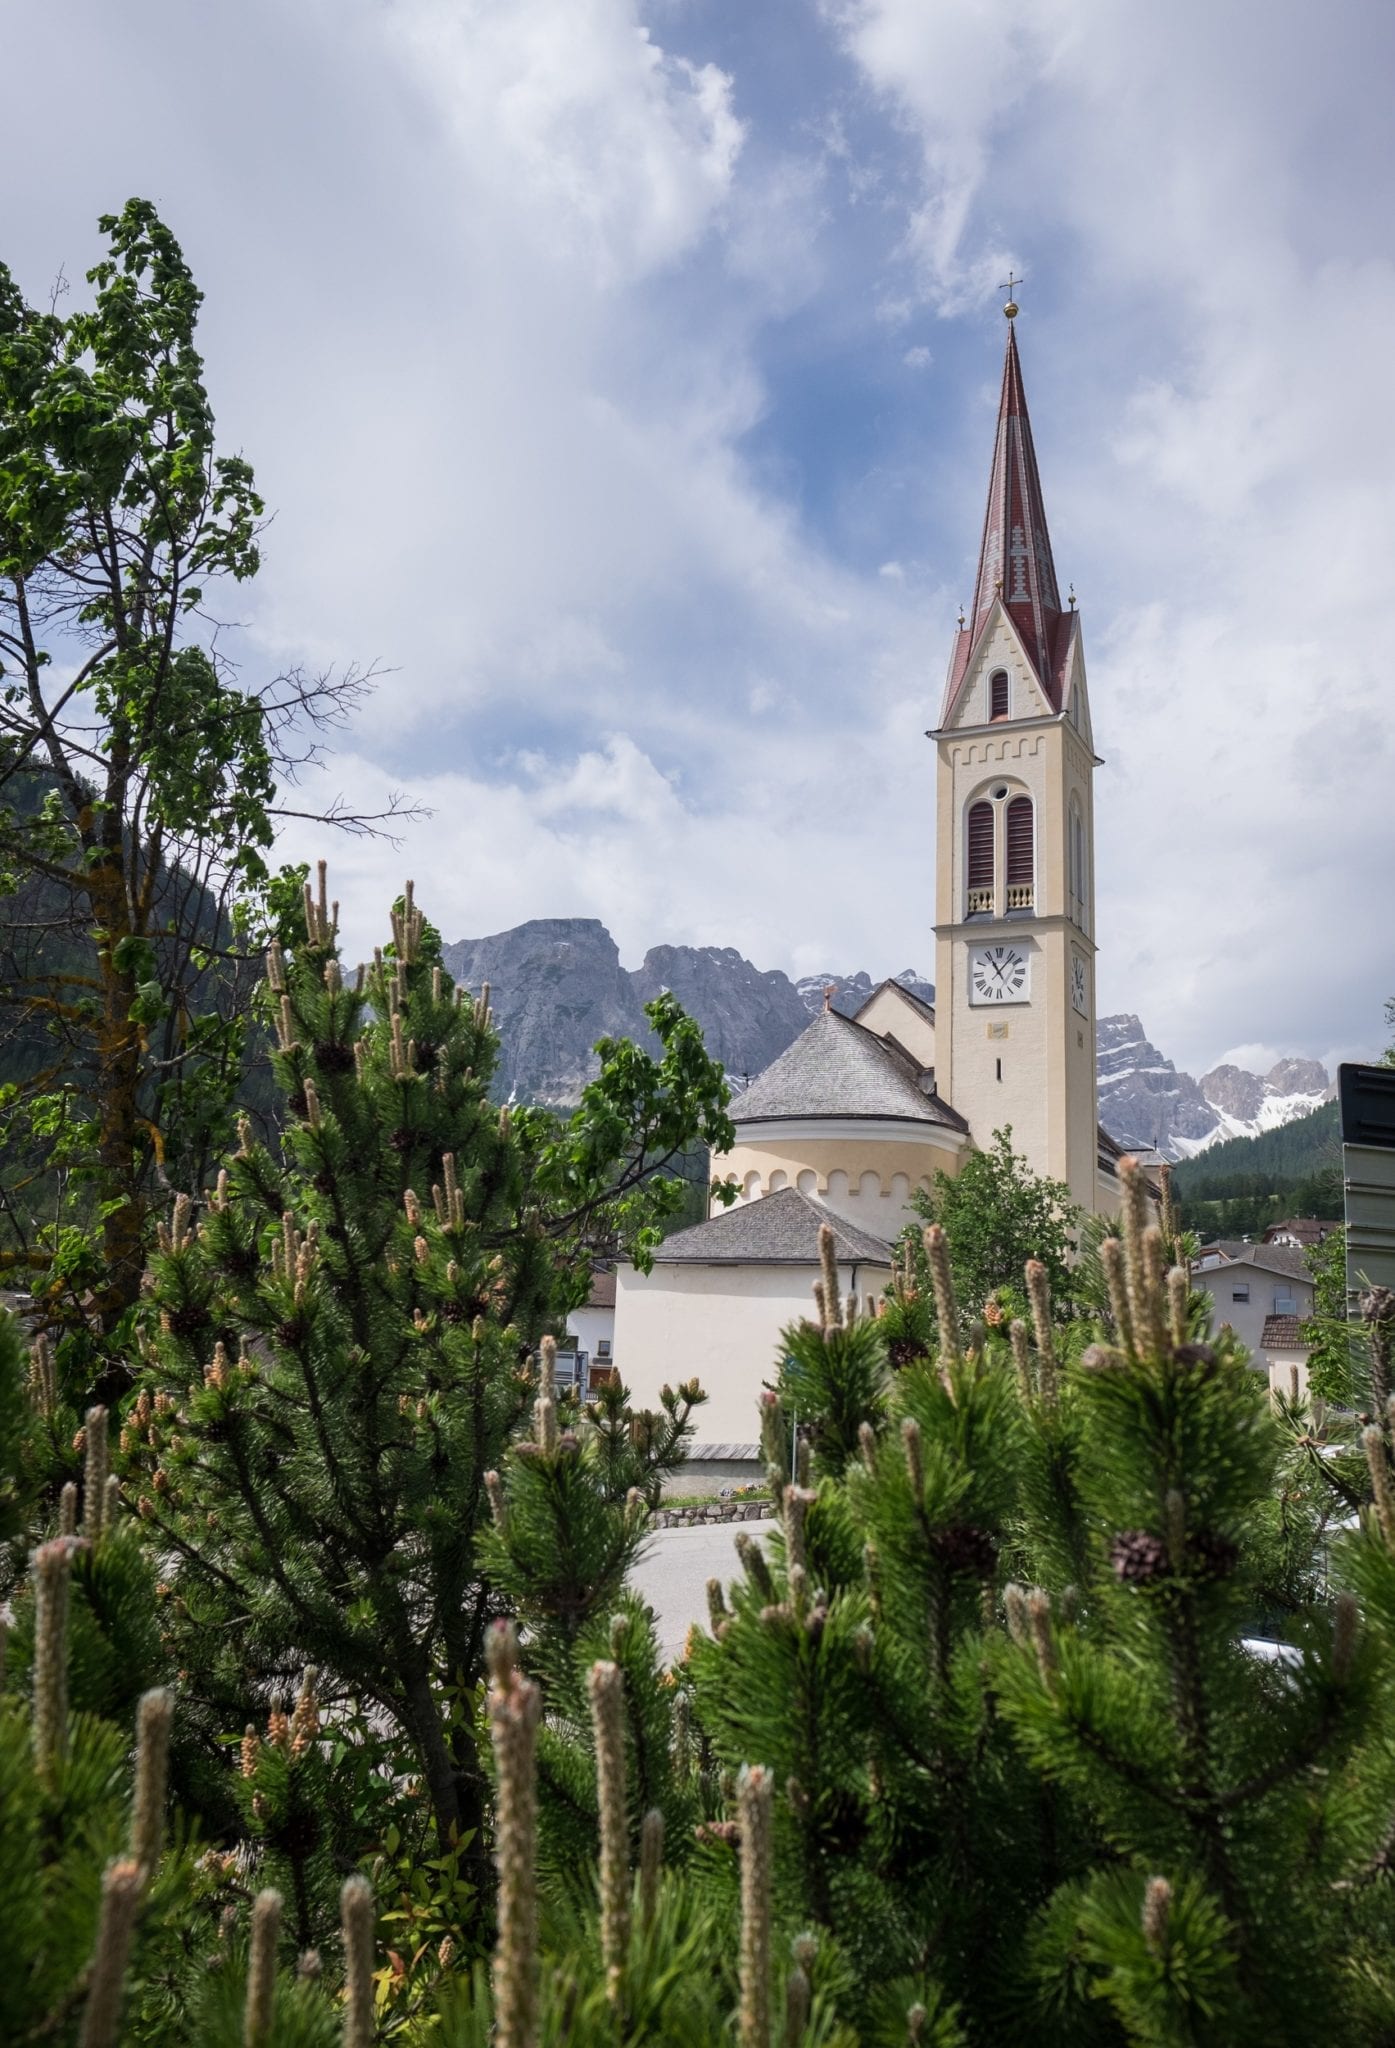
[999, 271, 1022, 320]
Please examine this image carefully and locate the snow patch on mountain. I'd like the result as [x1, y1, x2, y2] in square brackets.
[795, 969, 935, 1021]
[1097, 1014, 1333, 1161]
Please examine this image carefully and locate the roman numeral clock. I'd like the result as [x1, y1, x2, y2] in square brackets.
[969, 944, 1030, 1005]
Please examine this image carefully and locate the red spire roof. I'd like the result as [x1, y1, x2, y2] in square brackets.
[943, 318, 1074, 716]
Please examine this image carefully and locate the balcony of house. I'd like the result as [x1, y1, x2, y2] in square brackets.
[1005, 882, 1034, 912]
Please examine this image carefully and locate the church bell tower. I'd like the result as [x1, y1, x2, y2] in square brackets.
[932, 302, 1102, 1217]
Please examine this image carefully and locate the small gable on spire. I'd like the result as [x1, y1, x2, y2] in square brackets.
[943, 601, 1057, 731]
[941, 320, 1072, 727]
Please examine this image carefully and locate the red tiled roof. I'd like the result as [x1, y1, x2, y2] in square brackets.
[1261, 1218, 1336, 1247]
[1261, 1315, 1307, 1351]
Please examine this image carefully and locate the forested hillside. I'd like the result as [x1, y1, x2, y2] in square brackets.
[1172, 1099, 1341, 1237]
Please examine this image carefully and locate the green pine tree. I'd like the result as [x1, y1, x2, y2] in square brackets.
[119, 872, 734, 1942]
[682, 1161, 1395, 2045]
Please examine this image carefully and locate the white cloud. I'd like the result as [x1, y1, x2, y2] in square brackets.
[5, 0, 1391, 1086]
[278, 702, 938, 981]
[1212, 1044, 1289, 1078]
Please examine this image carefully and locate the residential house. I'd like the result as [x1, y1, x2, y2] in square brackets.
[1190, 1243, 1315, 1398]
[1262, 1218, 1338, 1251]
[567, 1269, 616, 1388]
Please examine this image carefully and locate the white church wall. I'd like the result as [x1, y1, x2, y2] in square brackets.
[615, 1258, 892, 1449]
[715, 1125, 965, 1241]
[854, 985, 936, 1068]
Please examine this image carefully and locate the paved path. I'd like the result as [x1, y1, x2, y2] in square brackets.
[631, 1521, 770, 1663]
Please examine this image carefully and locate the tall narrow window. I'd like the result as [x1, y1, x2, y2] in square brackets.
[966, 800, 994, 912]
[989, 670, 1009, 719]
[1006, 795, 1034, 908]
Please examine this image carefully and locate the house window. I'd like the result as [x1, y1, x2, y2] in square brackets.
[1231, 1285, 1250, 1303]
[989, 670, 1009, 719]
[597, 1339, 612, 1357]
[966, 800, 994, 911]
[1005, 795, 1034, 908]
[1273, 1292, 1295, 1316]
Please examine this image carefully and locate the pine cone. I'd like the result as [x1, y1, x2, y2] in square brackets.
[166, 1301, 212, 1339]
[933, 1523, 998, 1576]
[313, 1039, 355, 1075]
[1111, 1530, 1169, 1584]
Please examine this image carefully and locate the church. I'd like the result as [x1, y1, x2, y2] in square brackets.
[616, 306, 1125, 1456]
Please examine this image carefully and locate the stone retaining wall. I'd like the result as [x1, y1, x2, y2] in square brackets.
[652, 1501, 773, 1528]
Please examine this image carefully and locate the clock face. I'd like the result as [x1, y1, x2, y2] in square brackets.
[1071, 953, 1089, 1017]
[970, 945, 1030, 1005]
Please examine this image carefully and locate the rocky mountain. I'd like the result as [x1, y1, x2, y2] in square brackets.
[441, 919, 647, 1107]
[439, 920, 821, 1106]
[439, 921, 1330, 1160]
[1096, 1014, 1333, 1161]
[631, 945, 812, 1088]
[794, 969, 937, 1021]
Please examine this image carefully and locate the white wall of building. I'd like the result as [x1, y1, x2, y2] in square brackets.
[717, 1119, 966, 1241]
[568, 1303, 615, 1368]
[616, 1258, 892, 1447]
[1192, 1262, 1312, 1365]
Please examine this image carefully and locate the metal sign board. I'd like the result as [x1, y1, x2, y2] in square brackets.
[1340, 1063, 1395, 1297]
[1340, 1062, 1395, 1147]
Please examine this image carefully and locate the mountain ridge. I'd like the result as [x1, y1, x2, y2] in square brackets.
[439, 917, 1331, 1159]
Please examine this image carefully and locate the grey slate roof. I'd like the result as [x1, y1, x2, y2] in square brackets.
[731, 1007, 966, 1130]
[1196, 1244, 1312, 1284]
[652, 1187, 896, 1267]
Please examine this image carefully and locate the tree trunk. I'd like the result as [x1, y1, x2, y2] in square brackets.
[401, 1665, 493, 1929]
[88, 864, 149, 1403]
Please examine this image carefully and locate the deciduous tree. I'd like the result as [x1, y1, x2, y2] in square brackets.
[0, 201, 407, 1402]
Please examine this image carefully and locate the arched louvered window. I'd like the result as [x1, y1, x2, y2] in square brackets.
[1006, 795, 1034, 907]
[966, 800, 994, 912]
[989, 670, 1009, 720]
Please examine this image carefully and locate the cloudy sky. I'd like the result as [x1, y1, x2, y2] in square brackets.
[6, 0, 1392, 1076]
